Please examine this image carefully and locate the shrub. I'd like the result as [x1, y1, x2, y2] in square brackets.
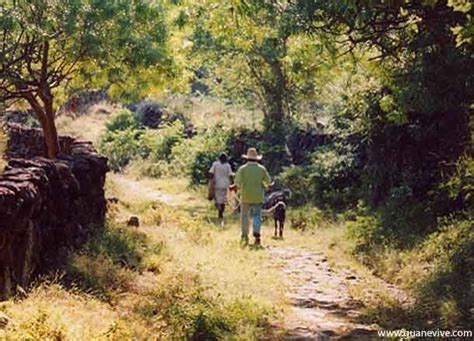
[171, 126, 230, 184]
[276, 165, 313, 206]
[191, 150, 220, 185]
[85, 222, 147, 270]
[416, 216, 474, 328]
[66, 253, 133, 299]
[277, 145, 359, 209]
[140, 121, 184, 161]
[64, 220, 150, 300]
[99, 128, 142, 171]
[345, 214, 384, 253]
[4, 311, 66, 340]
[105, 109, 139, 132]
[437, 155, 474, 213]
[288, 206, 326, 230]
[128, 158, 173, 178]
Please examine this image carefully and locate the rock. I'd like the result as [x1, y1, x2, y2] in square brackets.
[130, 100, 195, 136]
[127, 216, 140, 227]
[107, 196, 119, 204]
[0, 312, 11, 329]
[135, 101, 164, 129]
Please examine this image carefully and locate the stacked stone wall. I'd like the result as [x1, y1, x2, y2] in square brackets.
[0, 124, 108, 299]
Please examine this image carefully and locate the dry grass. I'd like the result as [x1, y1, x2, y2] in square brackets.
[0, 282, 117, 340]
[161, 94, 263, 130]
[55, 103, 118, 144]
[109, 173, 287, 310]
[0, 171, 285, 339]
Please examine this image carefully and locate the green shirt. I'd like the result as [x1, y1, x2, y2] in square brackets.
[235, 162, 271, 204]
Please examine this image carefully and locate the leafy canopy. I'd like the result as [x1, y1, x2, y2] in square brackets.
[0, 0, 173, 105]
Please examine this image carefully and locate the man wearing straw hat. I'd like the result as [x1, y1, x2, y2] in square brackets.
[232, 147, 271, 246]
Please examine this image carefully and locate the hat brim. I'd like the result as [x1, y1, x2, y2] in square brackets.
[242, 154, 262, 161]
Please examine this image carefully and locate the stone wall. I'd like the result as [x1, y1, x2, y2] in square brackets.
[5, 123, 76, 159]
[0, 124, 108, 299]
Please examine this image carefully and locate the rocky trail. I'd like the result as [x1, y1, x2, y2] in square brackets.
[269, 247, 378, 340]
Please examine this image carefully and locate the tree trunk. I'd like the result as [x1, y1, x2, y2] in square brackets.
[24, 93, 60, 158]
[43, 103, 60, 158]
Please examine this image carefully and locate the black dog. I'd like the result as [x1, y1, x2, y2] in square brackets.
[271, 200, 286, 238]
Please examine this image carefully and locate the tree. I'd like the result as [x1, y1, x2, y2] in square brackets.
[0, 0, 171, 158]
[172, 0, 339, 171]
[291, 0, 473, 219]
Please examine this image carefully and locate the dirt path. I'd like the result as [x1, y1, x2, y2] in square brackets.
[269, 247, 379, 340]
[112, 176, 410, 340]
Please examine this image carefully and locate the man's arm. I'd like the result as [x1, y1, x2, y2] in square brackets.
[230, 167, 242, 190]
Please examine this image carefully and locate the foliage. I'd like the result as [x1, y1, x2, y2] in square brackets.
[171, 126, 230, 184]
[288, 206, 326, 231]
[105, 109, 140, 132]
[277, 144, 360, 209]
[4, 311, 66, 340]
[99, 128, 142, 171]
[140, 121, 185, 161]
[345, 214, 385, 254]
[0, 0, 173, 157]
[190, 150, 220, 185]
[169, 0, 344, 171]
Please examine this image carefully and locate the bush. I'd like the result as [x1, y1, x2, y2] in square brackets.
[140, 121, 184, 161]
[276, 166, 313, 206]
[288, 206, 326, 230]
[171, 126, 230, 184]
[65, 220, 150, 300]
[191, 150, 220, 185]
[99, 128, 143, 171]
[277, 144, 359, 209]
[345, 214, 384, 253]
[416, 216, 474, 328]
[105, 109, 139, 132]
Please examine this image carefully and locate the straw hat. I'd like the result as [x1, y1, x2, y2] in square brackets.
[242, 147, 262, 161]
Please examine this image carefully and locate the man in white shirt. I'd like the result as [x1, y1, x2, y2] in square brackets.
[209, 152, 233, 226]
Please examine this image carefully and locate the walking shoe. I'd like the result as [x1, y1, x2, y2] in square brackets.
[241, 235, 249, 246]
[253, 233, 261, 246]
